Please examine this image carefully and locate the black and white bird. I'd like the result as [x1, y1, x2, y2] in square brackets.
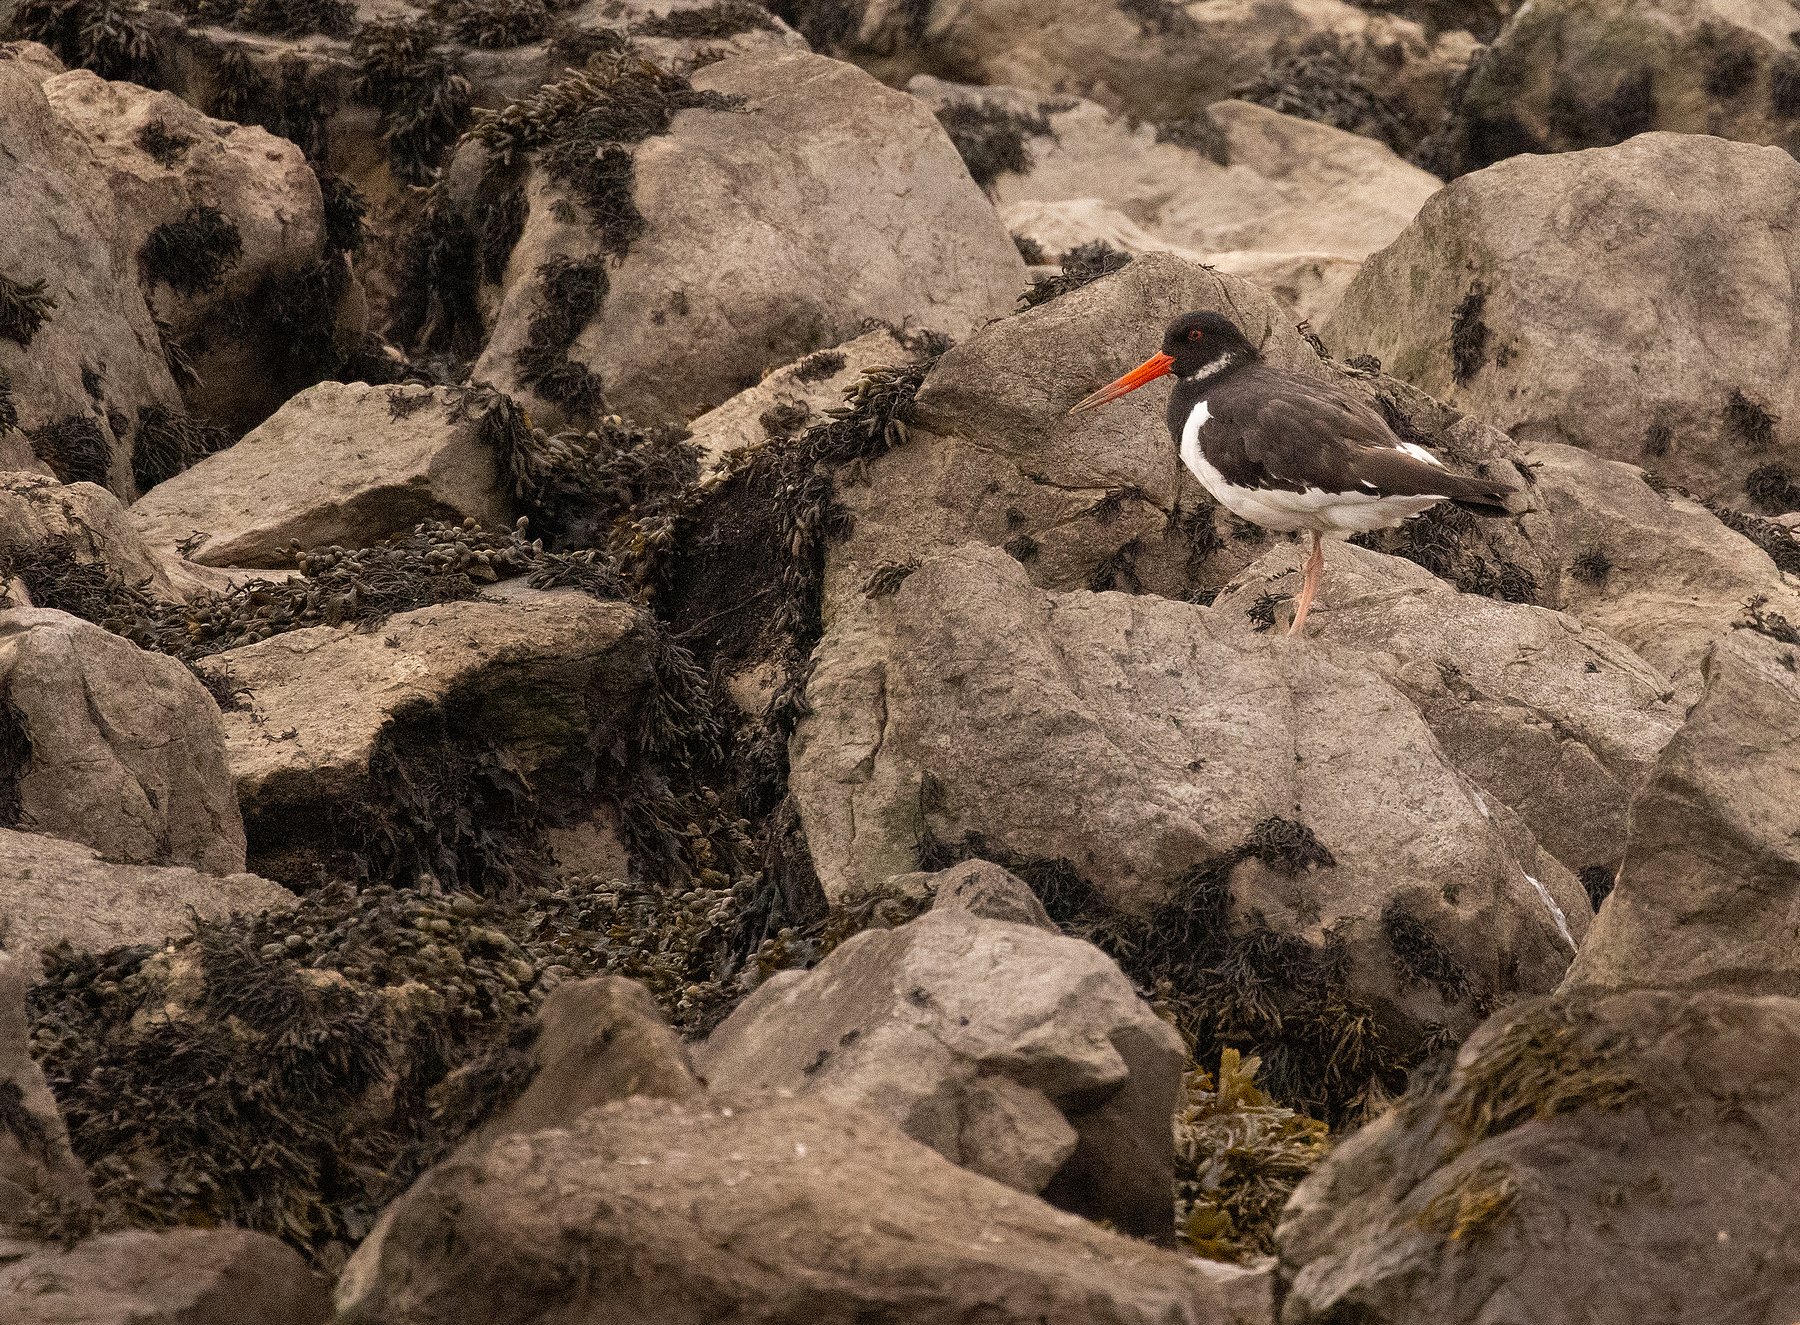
[1069, 310, 1518, 635]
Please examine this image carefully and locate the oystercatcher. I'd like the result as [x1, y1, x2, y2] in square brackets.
[1069, 311, 1517, 635]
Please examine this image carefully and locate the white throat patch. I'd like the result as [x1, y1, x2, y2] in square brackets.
[1179, 354, 1238, 385]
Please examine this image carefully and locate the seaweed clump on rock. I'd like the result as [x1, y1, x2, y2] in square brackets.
[9, 0, 160, 83]
[138, 205, 245, 297]
[0, 273, 56, 348]
[1234, 38, 1412, 151]
[351, 21, 474, 184]
[1018, 241, 1133, 309]
[932, 97, 1051, 191]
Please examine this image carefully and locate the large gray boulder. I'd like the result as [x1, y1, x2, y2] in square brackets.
[1566, 626, 1800, 996]
[0, 827, 293, 979]
[470, 49, 1025, 429]
[128, 382, 512, 567]
[195, 590, 650, 882]
[1324, 133, 1800, 510]
[697, 864, 1186, 1239]
[791, 543, 1575, 1067]
[0, 50, 183, 494]
[2, 1226, 330, 1325]
[335, 1091, 1257, 1325]
[1215, 540, 1680, 883]
[0, 607, 245, 873]
[1276, 989, 1800, 1324]
[1443, 0, 1800, 175]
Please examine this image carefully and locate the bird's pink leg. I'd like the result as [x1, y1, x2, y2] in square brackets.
[1288, 532, 1324, 636]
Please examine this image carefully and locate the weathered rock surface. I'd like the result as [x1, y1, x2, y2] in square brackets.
[0, 49, 183, 493]
[195, 591, 649, 881]
[1567, 627, 1800, 996]
[811, 0, 1465, 136]
[684, 327, 909, 477]
[792, 544, 1574, 1058]
[0, 827, 293, 979]
[1203, 249, 1361, 325]
[0, 607, 245, 872]
[1216, 540, 1680, 883]
[1325, 133, 1800, 508]
[129, 382, 512, 567]
[472, 50, 1024, 429]
[822, 251, 1315, 615]
[336, 1091, 1255, 1325]
[41, 68, 347, 436]
[0, 950, 89, 1218]
[1276, 989, 1800, 1324]
[1443, 0, 1800, 175]
[698, 864, 1185, 1238]
[0, 471, 206, 601]
[468, 975, 704, 1151]
[2, 1226, 331, 1325]
[918, 83, 1441, 263]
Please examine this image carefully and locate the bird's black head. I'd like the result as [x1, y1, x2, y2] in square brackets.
[1069, 310, 1258, 414]
[1160, 311, 1257, 379]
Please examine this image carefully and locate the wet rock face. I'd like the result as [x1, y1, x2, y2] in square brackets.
[1324, 132, 1800, 511]
[465, 48, 1025, 431]
[334, 1091, 1249, 1325]
[0, 606, 246, 873]
[697, 864, 1186, 1239]
[1276, 989, 1800, 1325]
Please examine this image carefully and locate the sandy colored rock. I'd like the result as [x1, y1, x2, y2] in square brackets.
[1567, 627, 1800, 996]
[2, 1226, 330, 1325]
[792, 544, 1574, 1060]
[0, 607, 245, 873]
[336, 1091, 1253, 1325]
[128, 382, 512, 567]
[0, 53, 182, 493]
[1203, 250, 1362, 325]
[0, 827, 293, 979]
[698, 871, 1185, 1238]
[474, 50, 1024, 429]
[1277, 989, 1800, 1324]
[0, 471, 201, 600]
[1324, 133, 1800, 508]
[1216, 539, 1680, 883]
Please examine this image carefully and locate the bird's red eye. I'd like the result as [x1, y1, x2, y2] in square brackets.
[1188, 329, 1203, 341]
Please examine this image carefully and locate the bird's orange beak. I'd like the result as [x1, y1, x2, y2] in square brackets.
[1068, 351, 1175, 414]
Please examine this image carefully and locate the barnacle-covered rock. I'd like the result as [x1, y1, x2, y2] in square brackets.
[1276, 989, 1800, 1323]
[0, 606, 246, 872]
[464, 49, 1025, 429]
[0, 1226, 330, 1324]
[791, 543, 1575, 1115]
[128, 382, 513, 568]
[1215, 538, 1680, 884]
[195, 589, 651, 886]
[40, 66, 357, 437]
[335, 1091, 1251, 1325]
[0, 826, 293, 979]
[697, 862, 1186, 1239]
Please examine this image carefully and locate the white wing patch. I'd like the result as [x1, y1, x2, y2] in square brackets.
[1397, 441, 1446, 468]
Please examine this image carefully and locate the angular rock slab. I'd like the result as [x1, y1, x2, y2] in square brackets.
[195, 591, 649, 878]
[128, 383, 512, 568]
[1216, 539, 1680, 882]
[336, 1092, 1251, 1325]
[0, 827, 293, 979]
[792, 544, 1574, 1052]
[698, 867, 1185, 1239]
[1567, 627, 1800, 996]
[1277, 989, 1800, 1324]
[1325, 133, 1800, 508]
[474, 49, 1025, 428]
[2, 1226, 330, 1325]
[0, 607, 245, 873]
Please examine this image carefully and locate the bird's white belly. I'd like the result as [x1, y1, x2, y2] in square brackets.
[1179, 400, 1444, 534]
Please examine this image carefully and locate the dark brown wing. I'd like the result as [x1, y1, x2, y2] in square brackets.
[1206, 368, 1516, 507]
